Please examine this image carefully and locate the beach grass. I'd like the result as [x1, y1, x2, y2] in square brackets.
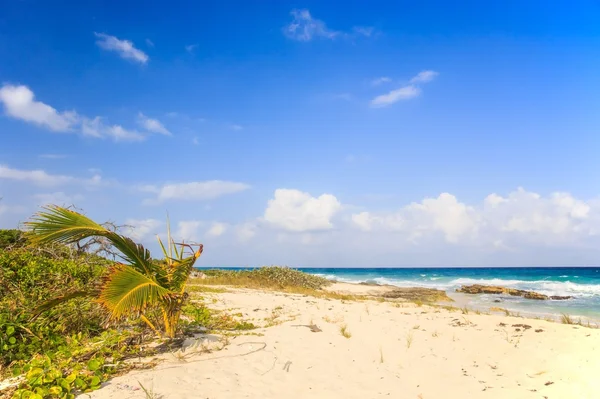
[340, 324, 352, 338]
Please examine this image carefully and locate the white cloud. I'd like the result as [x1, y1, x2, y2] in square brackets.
[371, 77, 391, 86]
[370, 70, 438, 108]
[142, 181, 250, 203]
[0, 85, 78, 132]
[124, 218, 162, 241]
[264, 189, 342, 232]
[410, 70, 439, 84]
[145, 39, 154, 47]
[185, 44, 199, 53]
[81, 117, 144, 141]
[351, 188, 600, 248]
[0, 84, 149, 142]
[284, 9, 338, 41]
[104, 125, 145, 142]
[284, 9, 374, 42]
[0, 165, 74, 187]
[370, 85, 420, 108]
[206, 222, 227, 237]
[0, 165, 106, 188]
[137, 113, 171, 136]
[94, 33, 149, 64]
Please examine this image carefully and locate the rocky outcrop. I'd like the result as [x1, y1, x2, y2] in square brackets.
[381, 287, 452, 303]
[456, 284, 572, 300]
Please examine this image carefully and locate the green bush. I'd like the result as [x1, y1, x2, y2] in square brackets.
[0, 245, 108, 367]
[199, 266, 330, 290]
[0, 229, 25, 249]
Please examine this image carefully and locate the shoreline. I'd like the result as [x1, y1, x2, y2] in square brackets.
[328, 279, 600, 326]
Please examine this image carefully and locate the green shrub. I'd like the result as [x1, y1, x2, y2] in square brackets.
[0, 229, 25, 249]
[198, 267, 330, 290]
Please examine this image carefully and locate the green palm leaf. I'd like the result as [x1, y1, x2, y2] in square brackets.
[98, 265, 171, 319]
[26, 206, 155, 275]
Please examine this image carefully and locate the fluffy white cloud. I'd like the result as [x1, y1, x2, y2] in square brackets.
[352, 193, 478, 243]
[264, 189, 342, 232]
[352, 188, 599, 248]
[124, 219, 162, 241]
[137, 113, 171, 136]
[0, 84, 149, 142]
[94, 33, 149, 64]
[142, 181, 250, 203]
[0, 85, 78, 131]
[370, 85, 420, 108]
[284, 9, 374, 41]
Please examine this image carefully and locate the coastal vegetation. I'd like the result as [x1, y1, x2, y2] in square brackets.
[0, 206, 351, 398]
[1, 206, 206, 398]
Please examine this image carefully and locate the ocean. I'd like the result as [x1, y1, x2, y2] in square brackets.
[199, 266, 600, 320]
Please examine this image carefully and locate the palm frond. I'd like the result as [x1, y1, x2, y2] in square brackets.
[98, 265, 172, 319]
[26, 206, 155, 275]
[25, 205, 107, 244]
[169, 254, 201, 292]
[33, 290, 92, 317]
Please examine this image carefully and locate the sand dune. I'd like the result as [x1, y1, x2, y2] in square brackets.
[83, 286, 600, 399]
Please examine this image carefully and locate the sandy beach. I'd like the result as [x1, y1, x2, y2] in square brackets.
[83, 282, 600, 399]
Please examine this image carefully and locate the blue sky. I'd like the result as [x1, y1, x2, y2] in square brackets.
[1, 1, 600, 266]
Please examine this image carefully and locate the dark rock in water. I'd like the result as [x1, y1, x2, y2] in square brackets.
[549, 295, 572, 300]
[493, 299, 502, 303]
[456, 284, 549, 300]
[522, 291, 547, 300]
[381, 287, 452, 303]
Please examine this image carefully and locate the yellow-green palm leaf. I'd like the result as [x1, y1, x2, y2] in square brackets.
[98, 265, 171, 319]
[26, 206, 155, 276]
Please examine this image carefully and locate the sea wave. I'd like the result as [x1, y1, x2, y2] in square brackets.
[311, 273, 600, 298]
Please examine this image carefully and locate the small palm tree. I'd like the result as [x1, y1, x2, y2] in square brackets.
[25, 205, 203, 338]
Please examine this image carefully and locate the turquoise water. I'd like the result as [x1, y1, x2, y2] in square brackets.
[199, 267, 600, 320]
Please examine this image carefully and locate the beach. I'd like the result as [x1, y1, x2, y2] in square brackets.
[83, 282, 600, 399]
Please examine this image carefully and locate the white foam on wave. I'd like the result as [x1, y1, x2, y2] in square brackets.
[310, 273, 600, 299]
[451, 278, 525, 286]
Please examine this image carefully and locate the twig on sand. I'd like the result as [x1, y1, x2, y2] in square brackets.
[291, 324, 322, 332]
[156, 342, 268, 371]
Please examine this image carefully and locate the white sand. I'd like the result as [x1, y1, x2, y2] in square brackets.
[83, 286, 600, 399]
